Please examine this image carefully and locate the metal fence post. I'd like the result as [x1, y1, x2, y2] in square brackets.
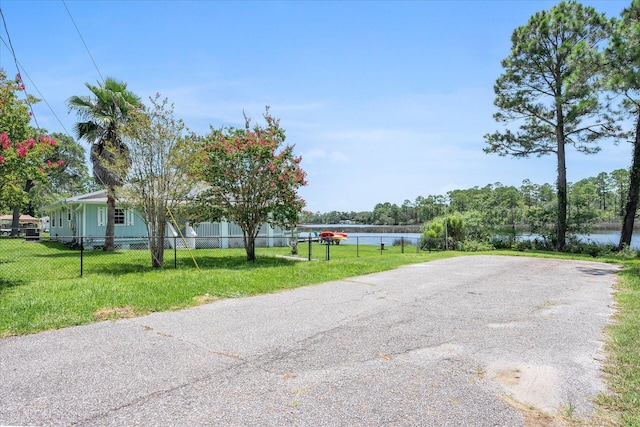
[401, 237, 405, 254]
[80, 236, 84, 277]
[308, 234, 312, 261]
[174, 236, 177, 269]
[326, 241, 330, 261]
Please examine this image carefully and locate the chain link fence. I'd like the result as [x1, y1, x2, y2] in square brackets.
[1, 233, 431, 282]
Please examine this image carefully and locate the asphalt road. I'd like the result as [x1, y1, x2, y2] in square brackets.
[0, 255, 620, 426]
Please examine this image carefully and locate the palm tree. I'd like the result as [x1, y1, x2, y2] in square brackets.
[67, 77, 141, 251]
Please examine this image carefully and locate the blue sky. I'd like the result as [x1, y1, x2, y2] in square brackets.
[0, 0, 632, 213]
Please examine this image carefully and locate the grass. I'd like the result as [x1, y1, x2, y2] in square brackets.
[594, 258, 640, 427]
[1, 238, 639, 425]
[0, 238, 457, 336]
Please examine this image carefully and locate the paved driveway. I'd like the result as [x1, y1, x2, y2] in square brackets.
[0, 255, 619, 426]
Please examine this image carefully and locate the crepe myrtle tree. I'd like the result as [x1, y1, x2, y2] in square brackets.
[0, 132, 61, 219]
[196, 108, 307, 261]
[0, 70, 61, 232]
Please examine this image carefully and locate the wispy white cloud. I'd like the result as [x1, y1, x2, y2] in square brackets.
[302, 148, 326, 163]
[330, 151, 349, 163]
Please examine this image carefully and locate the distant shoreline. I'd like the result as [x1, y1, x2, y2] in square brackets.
[297, 224, 422, 233]
[298, 221, 637, 234]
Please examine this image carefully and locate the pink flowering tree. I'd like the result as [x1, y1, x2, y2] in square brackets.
[0, 70, 60, 234]
[0, 133, 60, 204]
[196, 108, 307, 261]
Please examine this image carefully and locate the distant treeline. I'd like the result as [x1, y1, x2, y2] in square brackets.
[297, 224, 422, 233]
[304, 169, 629, 228]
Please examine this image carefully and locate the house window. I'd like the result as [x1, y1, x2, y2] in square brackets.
[51, 212, 56, 228]
[114, 208, 125, 225]
[97, 207, 133, 227]
[59, 211, 63, 228]
[97, 207, 106, 227]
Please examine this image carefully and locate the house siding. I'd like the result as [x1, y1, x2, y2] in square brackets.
[85, 205, 146, 237]
[47, 190, 291, 249]
[49, 207, 75, 243]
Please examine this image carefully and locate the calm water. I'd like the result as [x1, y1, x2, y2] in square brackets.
[548, 231, 639, 249]
[299, 227, 640, 249]
[298, 230, 421, 246]
[341, 232, 422, 246]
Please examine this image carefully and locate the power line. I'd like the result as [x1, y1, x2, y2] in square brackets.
[61, 0, 104, 84]
[0, 1, 107, 139]
[0, 35, 71, 135]
[0, 6, 40, 129]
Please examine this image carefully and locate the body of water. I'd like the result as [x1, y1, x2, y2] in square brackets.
[340, 232, 422, 246]
[530, 231, 639, 249]
[298, 225, 640, 249]
[297, 230, 421, 247]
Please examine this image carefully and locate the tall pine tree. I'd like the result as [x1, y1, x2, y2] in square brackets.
[485, 0, 614, 251]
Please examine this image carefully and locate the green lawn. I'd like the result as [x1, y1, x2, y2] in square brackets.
[1, 238, 638, 425]
[0, 238, 454, 336]
[595, 258, 640, 426]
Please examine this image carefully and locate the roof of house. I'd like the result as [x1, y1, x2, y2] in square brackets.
[63, 190, 109, 203]
[47, 190, 109, 208]
[0, 214, 41, 224]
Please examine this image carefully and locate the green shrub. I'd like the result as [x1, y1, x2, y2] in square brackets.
[490, 234, 517, 249]
[455, 240, 494, 252]
[420, 237, 446, 251]
[615, 244, 639, 259]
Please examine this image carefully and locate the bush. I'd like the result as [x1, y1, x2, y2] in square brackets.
[615, 244, 639, 259]
[490, 234, 517, 250]
[392, 238, 412, 247]
[422, 215, 461, 241]
[559, 236, 614, 257]
[420, 237, 445, 251]
[422, 222, 444, 239]
[511, 239, 535, 251]
[455, 240, 494, 252]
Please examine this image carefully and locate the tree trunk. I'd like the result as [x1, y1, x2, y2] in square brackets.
[619, 114, 640, 250]
[150, 218, 166, 268]
[104, 186, 116, 251]
[246, 236, 256, 262]
[150, 236, 165, 268]
[555, 104, 567, 252]
[242, 226, 257, 262]
[556, 156, 567, 251]
[10, 180, 35, 237]
[10, 206, 20, 237]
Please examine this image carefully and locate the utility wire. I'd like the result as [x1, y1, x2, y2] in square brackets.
[61, 0, 104, 84]
[0, 35, 71, 135]
[0, 6, 40, 129]
[0, 1, 106, 138]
